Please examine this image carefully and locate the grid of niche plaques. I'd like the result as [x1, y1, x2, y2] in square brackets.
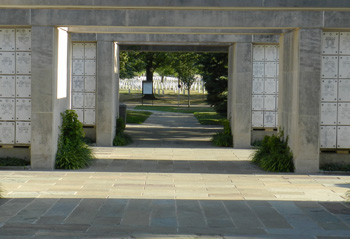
[0, 28, 31, 145]
[320, 32, 350, 149]
[72, 43, 96, 125]
[252, 45, 279, 128]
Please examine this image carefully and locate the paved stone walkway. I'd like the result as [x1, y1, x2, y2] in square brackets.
[0, 111, 350, 238]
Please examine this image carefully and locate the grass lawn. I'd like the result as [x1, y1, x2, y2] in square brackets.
[134, 105, 214, 114]
[194, 112, 226, 125]
[127, 110, 152, 124]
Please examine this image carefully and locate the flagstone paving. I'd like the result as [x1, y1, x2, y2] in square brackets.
[0, 111, 350, 238]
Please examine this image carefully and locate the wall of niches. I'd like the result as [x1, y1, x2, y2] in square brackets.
[71, 43, 96, 126]
[0, 28, 31, 145]
[252, 45, 279, 129]
[320, 32, 350, 149]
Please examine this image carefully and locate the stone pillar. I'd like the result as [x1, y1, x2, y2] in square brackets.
[279, 29, 322, 173]
[229, 43, 253, 148]
[96, 41, 118, 146]
[31, 26, 69, 170]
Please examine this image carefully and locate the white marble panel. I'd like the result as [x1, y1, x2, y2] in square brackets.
[16, 99, 31, 120]
[16, 29, 31, 51]
[72, 59, 84, 75]
[339, 56, 350, 78]
[337, 126, 350, 148]
[16, 122, 31, 144]
[321, 79, 337, 102]
[74, 109, 84, 123]
[72, 93, 84, 108]
[265, 45, 277, 61]
[322, 32, 339, 54]
[320, 126, 337, 148]
[84, 93, 95, 108]
[264, 112, 276, 127]
[0, 76, 15, 97]
[264, 62, 277, 77]
[0, 29, 15, 51]
[338, 80, 350, 101]
[253, 45, 264, 61]
[84, 109, 95, 125]
[72, 43, 84, 59]
[322, 56, 338, 78]
[85, 76, 96, 92]
[0, 52, 15, 74]
[320, 103, 337, 125]
[16, 76, 31, 97]
[252, 111, 263, 127]
[84, 60, 96, 75]
[0, 122, 15, 144]
[252, 78, 264, 94]
[72, 76, 84, 92]
[85, 43, 96, 59]
[264, 78, 276, 94]
[338, 103, 350, 125]
[339, 32, 350, 55]
[252, 95, 264, 110]
[277, 62, 279, 77]
[0, 99, 15, 120]
[253, 62, 264, 77]
[264, 95, 276, 111]
[16, 52, 31, 74]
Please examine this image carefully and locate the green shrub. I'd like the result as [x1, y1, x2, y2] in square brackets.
[55, 110, 94, 170]
[252, 130, 294, 172]
[212, 119, 233, 147]
[113, 118, 133, 146]
[0, 157, 29, 166]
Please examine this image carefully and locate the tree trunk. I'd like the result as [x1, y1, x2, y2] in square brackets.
[187, 87, 191, 108]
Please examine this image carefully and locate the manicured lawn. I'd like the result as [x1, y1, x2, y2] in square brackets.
[127, 110, 152, 124]
[194, 112, 226, 125]
[134, 105, 215, 114]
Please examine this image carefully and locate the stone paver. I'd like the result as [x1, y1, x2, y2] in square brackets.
[0, 110, 350, 238]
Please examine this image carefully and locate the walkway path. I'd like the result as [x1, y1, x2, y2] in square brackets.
[0, 111, 350, 238]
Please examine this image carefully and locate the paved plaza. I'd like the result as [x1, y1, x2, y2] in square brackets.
[0, 111, 350, 238]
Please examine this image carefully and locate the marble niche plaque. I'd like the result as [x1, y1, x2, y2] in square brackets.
[264, 78, 276, 94]
[84, 109, 95, 125]
[0, 99, 15, 120]
[16, 76, 31, 97]
[16, 52, 31, 74]
[338, 103, 350, 125]
[265, 45, 277, 61]
[253, 45, 264, 61]
[253, 62, 264, 77]
[85, 43, 96, 59]
[337, 126, 350, 148]
[252, 78, 264, 94]
[320, 126, 336, 148]
[84, 60, 96, 75]
[72, 43, 84, 59]
[320, 103, 337, 125]
[0, 52, 15, 74]
[321, 79, 337, 101]
[252, 111, 263, 127]
[338, 80, 350, 102]
[85, 76, 96, 92]
[322, 32, 339, 54]
[72, 59, 84, 75]
[339, 32, 350, 55]
[72, 76, 84, 92]
[322, 56, 338, 78]
[264, 95, 276, 111]
[0, 76, 15, 97]
[16, 29, 31, 51]
[0, 29, 15, 51]
[72, 92, 84, 108]
[264, 62, 277, 77]
[84, 93, 96, 108]
[339, 56, 350, 78]
[16, 99, 31, 120]
[264, 112, 276, 127]
[0, 122, 15, 144]
[16, 122, 31, 144]
[252, 95, 264, 110]
[74, 109, 84, 123]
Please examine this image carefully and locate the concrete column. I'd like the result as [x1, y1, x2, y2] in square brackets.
[229, 43, 253, 148]
[31, 26, 69, 170]
[279, 29, 322, 173]
[96, 41, 118, 146]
